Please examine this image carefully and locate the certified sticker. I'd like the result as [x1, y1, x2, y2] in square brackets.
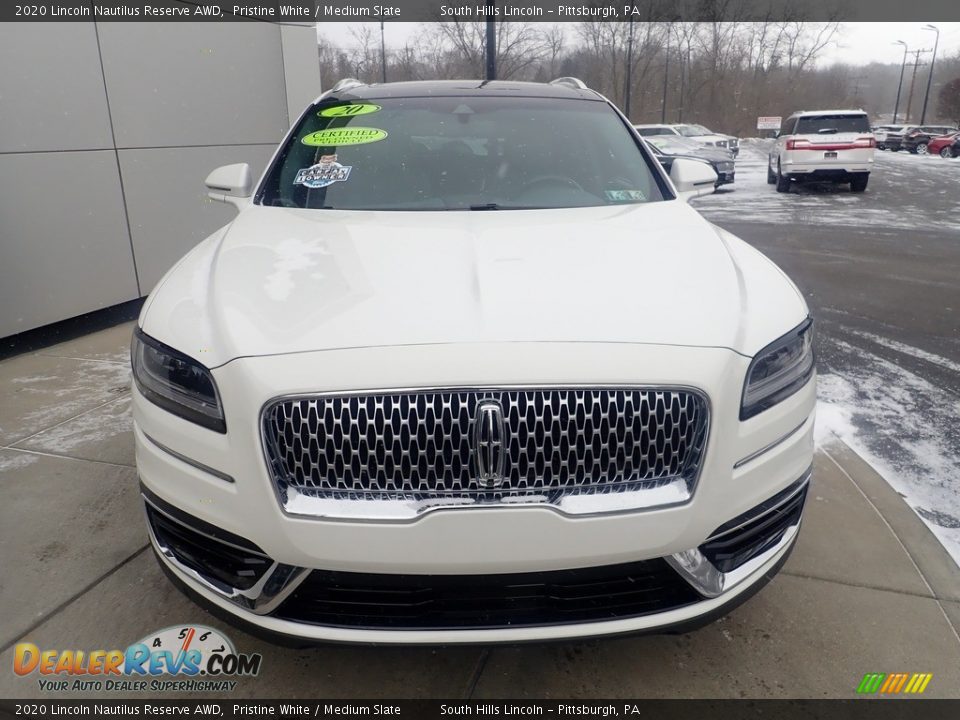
[318, 104, 381, 118]
[293, 155, 352, 189]
[301, 127, 387, 147]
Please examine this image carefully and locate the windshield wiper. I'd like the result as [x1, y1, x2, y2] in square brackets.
[468, 203, 547, 211]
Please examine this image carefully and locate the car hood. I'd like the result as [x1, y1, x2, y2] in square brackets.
[141, 202, 807, 367]
[665, 147, 734, 162]
[691, 134, 732, 144]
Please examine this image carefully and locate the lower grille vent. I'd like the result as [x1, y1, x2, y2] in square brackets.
[274, 559, 700, 629]
[699, 480, 808, 573]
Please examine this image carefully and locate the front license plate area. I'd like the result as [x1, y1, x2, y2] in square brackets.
[824, 151, 838, 159]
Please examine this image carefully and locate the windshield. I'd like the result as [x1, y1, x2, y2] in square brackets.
[676, 124, 712, 137]
[258, 96, 668, 211]
[795, 114, 870, 134]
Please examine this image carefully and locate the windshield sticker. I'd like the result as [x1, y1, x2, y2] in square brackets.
[301, 127, 388, 147]
[606, 189, 647, 202]
[319, 104, 381, 118]
[293, 155, 352, 189]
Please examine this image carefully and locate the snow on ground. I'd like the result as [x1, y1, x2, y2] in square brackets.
[693, 139, 960, 234]
[816, 347, 960, 564]
[694, 145, 960, 565]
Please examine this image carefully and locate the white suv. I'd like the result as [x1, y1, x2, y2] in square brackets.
[673, 123, 740, 156]
[133, 79, 815, 644]
[635, 124, 740, 156]
[768, 110, 875, 192]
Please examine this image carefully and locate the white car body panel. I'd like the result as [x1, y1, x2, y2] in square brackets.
[140, 204, 806, 369]
[134, 81, 815, 643]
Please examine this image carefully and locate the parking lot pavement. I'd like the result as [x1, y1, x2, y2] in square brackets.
[2, 323, 960, 698]
[694, 140, 960, 565]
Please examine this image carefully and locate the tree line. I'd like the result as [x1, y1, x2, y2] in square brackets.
[318, 21, 960, 135]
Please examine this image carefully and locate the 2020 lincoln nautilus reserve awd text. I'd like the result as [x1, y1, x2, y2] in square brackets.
[132, 78, 815, 644]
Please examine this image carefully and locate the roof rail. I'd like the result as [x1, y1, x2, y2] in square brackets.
[330, 78, 365, 93]
[549, 77, 589, 90]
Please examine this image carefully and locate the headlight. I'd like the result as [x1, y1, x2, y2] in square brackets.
[740, 319, 815, 420]
[131, 328, 226, 432]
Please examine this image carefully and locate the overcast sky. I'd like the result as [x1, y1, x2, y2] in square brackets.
[318, 22, 960, 67]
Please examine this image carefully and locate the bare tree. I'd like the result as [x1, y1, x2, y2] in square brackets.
[432, 21, 551, 80]
[938, 77, 960, 125]
[318, 19, 877, 135]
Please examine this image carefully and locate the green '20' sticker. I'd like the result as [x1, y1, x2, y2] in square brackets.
[301, 127, 388, 147]
[319, 104, 381, 118]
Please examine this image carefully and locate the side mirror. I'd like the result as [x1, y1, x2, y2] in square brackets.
[205, 163, 253, 209]
[670, 158, 717, 200]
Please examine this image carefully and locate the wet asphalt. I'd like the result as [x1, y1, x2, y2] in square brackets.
[695, 140, 960, 543]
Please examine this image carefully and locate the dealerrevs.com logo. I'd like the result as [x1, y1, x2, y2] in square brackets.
[14, 625, 262, 693]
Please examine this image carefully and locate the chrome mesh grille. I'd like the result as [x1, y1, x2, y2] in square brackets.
[262, 389, 708, 501]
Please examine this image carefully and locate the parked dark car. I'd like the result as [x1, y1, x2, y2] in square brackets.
[873, 124, 908, 150]
[642, 134, 736, 187]
[902, 125, 958, 154]
[881, 125, 916, 151]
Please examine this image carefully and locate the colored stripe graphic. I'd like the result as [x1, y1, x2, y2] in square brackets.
[857, 672, 931, 694]
[857, 673, 885, 693]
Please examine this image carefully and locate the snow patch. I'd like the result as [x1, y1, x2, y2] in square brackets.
[849, 330, 960, 375]
[815, 347, 960, 566]
[0, 452, 39, 473]
[24, 396, 132, 454]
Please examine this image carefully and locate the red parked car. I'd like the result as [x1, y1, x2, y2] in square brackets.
[902, 125, 957, 154]
[928, 132, 960, 158]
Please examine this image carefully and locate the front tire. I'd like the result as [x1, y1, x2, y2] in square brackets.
[775, 161, 790, 193]
[916, 142, 929, 155]
[850, 173, 869, 193]
[939, 146, 954, 158]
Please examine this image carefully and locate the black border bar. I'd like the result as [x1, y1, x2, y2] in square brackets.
[4, 1, 960, 23]
[3, 699, 960, 719]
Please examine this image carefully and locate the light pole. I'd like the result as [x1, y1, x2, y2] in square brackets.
[661, 26, 670, 123]
[485, 2, 496, 81]
[920, 24, 939, 124]
[892, 41, 908, 123]
[624, 17, 635, 119]
[379, 21, 387, 84]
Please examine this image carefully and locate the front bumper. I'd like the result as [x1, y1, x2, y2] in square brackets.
[134, 342, 815, 643]
[144, 471, 809, 644]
